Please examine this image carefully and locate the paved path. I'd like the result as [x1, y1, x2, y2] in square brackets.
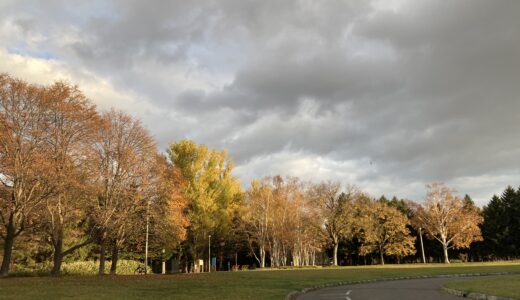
[297, 277, 473, 300]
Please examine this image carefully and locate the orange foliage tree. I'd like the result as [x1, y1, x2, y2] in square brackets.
[90, 109, 157, 274]
[0, 74, 52, 276]
[40, 82, 102, 275]
[146, 155, 190, 264]
[411, 182, 483, 263]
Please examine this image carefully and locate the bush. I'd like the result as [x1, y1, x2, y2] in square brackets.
[11, 260, 152, 276]
[62, 260, 152, 275]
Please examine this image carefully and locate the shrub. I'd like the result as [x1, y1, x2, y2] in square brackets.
[61, 260, 152, 275]
[11, 260, 152, 276]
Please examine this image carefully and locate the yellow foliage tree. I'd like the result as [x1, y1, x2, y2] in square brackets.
[357, 199, 415, 265]
[167, 140, 242, 267]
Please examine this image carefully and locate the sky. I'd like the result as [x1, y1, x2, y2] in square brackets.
[1, 0, 519, 205]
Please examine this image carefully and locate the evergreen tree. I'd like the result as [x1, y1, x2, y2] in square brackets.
[480, 186, 520, 259]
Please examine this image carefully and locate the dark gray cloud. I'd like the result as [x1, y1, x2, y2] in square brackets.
[1, 0, 519, 204]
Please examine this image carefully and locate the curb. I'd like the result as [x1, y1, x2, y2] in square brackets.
[442, 286, 515, 300]
[284, 272, 517, 300]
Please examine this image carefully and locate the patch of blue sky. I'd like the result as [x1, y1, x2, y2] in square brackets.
[11, 0, 119, 27]
[62, 0, 120, 24]
[7, 46, 59, 60]
[187, 42, 245, 75]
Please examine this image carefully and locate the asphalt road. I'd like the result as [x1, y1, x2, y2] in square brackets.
[297, 277, 471, 300]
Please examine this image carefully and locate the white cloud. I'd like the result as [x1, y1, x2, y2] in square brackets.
[233, 150, 427, 201]
[1, 0, 519, 205]
[0, 49, 158, 116]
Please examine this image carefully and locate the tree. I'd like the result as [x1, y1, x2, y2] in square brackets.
[243, 178, 273, 268]
[480, 186, 520, 259]
[39, 82, 101, 275]
[287, 179, 323, 267]
[411, 182, 483, 263]
[356, 199, 415, 265]
[167, 140, 242, 270]
[145, 155, 190, 266]
[90, 109, 156, 274]
[243, 176, 324, 268]
[384, 196, 412, 217]
[309, 182, 356, 266]
[0, 74, 52, 276]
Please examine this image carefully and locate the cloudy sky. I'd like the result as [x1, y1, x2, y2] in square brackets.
[1, 0, 519, 205]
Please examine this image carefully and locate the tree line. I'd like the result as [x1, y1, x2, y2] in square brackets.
[1, 73, 519, 277]
[0, 74, 190, 276]
[243, 179, 484, 267]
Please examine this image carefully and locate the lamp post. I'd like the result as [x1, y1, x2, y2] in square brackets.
[419, 227, 426, 263]
[162, 249, 166, 274]
[144, 199, 150, 275]
[208, 235, 211, 273]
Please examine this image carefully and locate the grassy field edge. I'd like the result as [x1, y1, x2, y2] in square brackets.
[443, 274, 520, 300]
[2, 262, 520, 300]
[287, 270, 520, 300]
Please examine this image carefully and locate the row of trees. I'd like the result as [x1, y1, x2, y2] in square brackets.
[1, 73, 519, 277]
[0, 74, 191, 276]
[242, 179, 483, 266]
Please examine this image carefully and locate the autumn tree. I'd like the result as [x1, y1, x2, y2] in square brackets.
[0, 74, 52, 276]
[309, 182, 357, 266]
[269, 176, 298, 268]
[286, 179, 323, 267]
[145, 155, 190, 265]
[356, 199, 415, 265]
[99, 154, 189, 275]
[39, 82, 102, 275]
[243, 178, 273, 268]
[90, 109, 156, 274]
[411, 182, 483, 263]
[168, 140, 242, 270]
[243, 176, 324, 268]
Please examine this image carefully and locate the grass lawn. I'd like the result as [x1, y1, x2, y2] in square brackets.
[1, 262, 520, 300]
[444, 274, 520, 299]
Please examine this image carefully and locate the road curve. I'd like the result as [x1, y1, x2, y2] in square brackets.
[297, 277, 473, 300]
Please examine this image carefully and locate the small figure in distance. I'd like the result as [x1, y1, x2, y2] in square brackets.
[134, 265, 146, 275]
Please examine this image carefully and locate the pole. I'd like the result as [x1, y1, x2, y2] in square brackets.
[208, 235, 211, 273]
[145, 200, 150, 274]
[162, 249, 166, 274]
[419, 227, 426, 263]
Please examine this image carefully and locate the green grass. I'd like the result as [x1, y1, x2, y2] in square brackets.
[445, 274, 520, 299]
[1, 262, 520, 300]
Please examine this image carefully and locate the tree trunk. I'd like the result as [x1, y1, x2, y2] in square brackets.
[419, 227, 426, 263]
[442, 244, 450, 264]
[333, 243, 338, 266]
[52, 237, 93, 276]
[0, 220, 16, 277]
[110, 244, 118, 275]
[99, 240, 106, 275]
[51, 236, 64, 276]
[379, 250, 385, 265]
[260, 246, 265, 268]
